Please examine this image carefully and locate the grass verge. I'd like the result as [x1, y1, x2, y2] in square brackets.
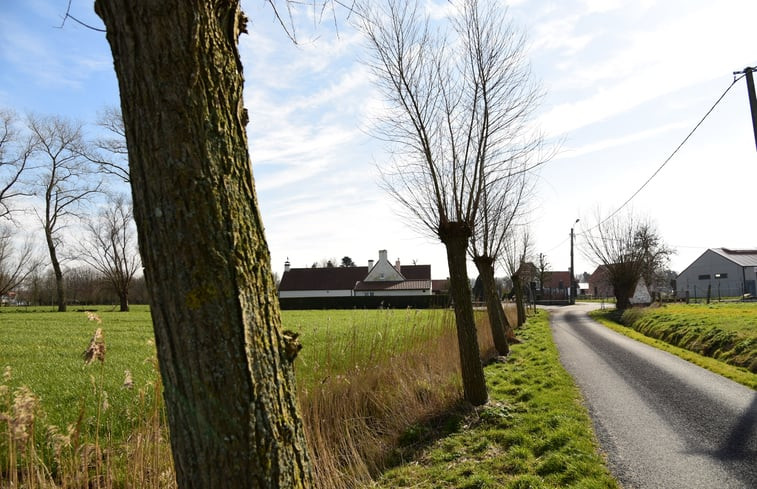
[589, 309, 757, 390]
[369, 310, 619, 489]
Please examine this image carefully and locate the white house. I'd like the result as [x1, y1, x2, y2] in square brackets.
[676, 248, 757, 299]
[278, 250, 434, 299]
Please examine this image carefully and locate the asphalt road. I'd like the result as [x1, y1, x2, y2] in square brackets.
[548, 303, 757, 489]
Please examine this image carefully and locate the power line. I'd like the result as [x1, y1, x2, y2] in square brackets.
[589, 73, 746, 231]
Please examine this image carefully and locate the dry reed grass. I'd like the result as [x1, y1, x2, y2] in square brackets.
[299, 307, 510, 489]
[1, 305, 517, 488]
[1, 319, 174, 489]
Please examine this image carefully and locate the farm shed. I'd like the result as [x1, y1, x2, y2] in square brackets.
[675, 248, 757, 299]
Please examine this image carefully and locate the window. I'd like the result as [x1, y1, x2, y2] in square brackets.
[715, 273, 728, 279]
[698, 274, 710, 280]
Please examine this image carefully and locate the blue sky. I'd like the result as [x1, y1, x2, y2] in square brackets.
[1, 0, 756, 281]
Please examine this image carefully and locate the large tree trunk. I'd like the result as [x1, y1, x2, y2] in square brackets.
[439, 222, 488, 406]
[473, 255, 509, 356]
[95, 2, 313, 488]
[609, 265, 638, 312]
[44, 226, 66, 312]
[613, 279, 636, 312]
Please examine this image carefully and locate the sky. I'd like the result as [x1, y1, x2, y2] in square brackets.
[1, 0, 756, 282]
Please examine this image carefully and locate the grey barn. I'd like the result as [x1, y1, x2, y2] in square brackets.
[675, 248, 757, 299]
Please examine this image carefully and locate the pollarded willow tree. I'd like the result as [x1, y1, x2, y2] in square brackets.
[582, 210, 672, 311]
[472, 164, 532, 355]
[451, 0, 543, 358]
[359, 0, 540, 404]
[502, 227, 533, 327]
[95, 0, 313, 487]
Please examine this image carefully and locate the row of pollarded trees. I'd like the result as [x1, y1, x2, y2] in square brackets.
[0, 108, 141, 311]
[93, 0, 540, 485]
[360, 0, 545, 405]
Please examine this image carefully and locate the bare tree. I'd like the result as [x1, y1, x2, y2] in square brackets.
[536, 252, 550, 296]
[88, 105, 130, 183]
[425, 0, 538, 358]
[95, 1, 313, 486]
[0, 226, 41, 299]
[582, 211, 672, 311]
[502, 228, 532, 327]
[0, 109, 34, 220]
[78, 194, 141, 311]
[360, 0, 543, 405]
[27, 114, 102, 312]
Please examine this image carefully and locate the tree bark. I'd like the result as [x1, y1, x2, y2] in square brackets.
[473, 255, 509, 356]
[95, 2, 312, 488]
[439, 222, 488, 406]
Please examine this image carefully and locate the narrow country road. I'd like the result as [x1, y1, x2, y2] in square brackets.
[548, 303, 757, 489]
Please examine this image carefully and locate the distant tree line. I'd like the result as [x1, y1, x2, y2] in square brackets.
[0, 107, 141, 311]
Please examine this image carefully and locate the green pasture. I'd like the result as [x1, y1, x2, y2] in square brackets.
[286, 308, 457, 386]
[0, 306, 457, 439]
[636, 302, 757, 334]
[591, 301, 757, 379]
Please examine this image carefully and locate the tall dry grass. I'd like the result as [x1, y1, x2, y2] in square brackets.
[1, 305, 515, 488]
[298, 307, 508, 489]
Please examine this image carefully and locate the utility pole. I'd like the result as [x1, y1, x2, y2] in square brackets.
[734, 66, 757, 151]
[570, 219, 579, 305]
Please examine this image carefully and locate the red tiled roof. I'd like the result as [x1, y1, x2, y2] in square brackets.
[279, 267, 368, 291]
[396, 265, 431, 280]
[354, 280, 432, 291]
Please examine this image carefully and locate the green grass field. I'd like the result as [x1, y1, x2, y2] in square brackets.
[1, 306, 618, 488]
[0, 306, 157, 441]
[285, 308, 458, 386]
[590, 301, 757, 380]
[0, 307, 459, 442]
[633, 302, 757, 333]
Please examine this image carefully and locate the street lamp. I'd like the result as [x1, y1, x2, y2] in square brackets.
[570, 219, 579, 305]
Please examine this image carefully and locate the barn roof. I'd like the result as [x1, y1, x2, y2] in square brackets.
[711, 248, 757, 267]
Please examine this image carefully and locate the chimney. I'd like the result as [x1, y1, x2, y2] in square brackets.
[368, 259, 374, 269]
[395, 258, 401, 273]
[284, 258, 290, 273]
[379, 249, 388, 262]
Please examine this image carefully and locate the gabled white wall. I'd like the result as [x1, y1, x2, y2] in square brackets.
[364, 250, 404, 282]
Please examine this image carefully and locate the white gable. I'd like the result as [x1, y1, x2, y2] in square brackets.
[364, 250, 404, 282]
